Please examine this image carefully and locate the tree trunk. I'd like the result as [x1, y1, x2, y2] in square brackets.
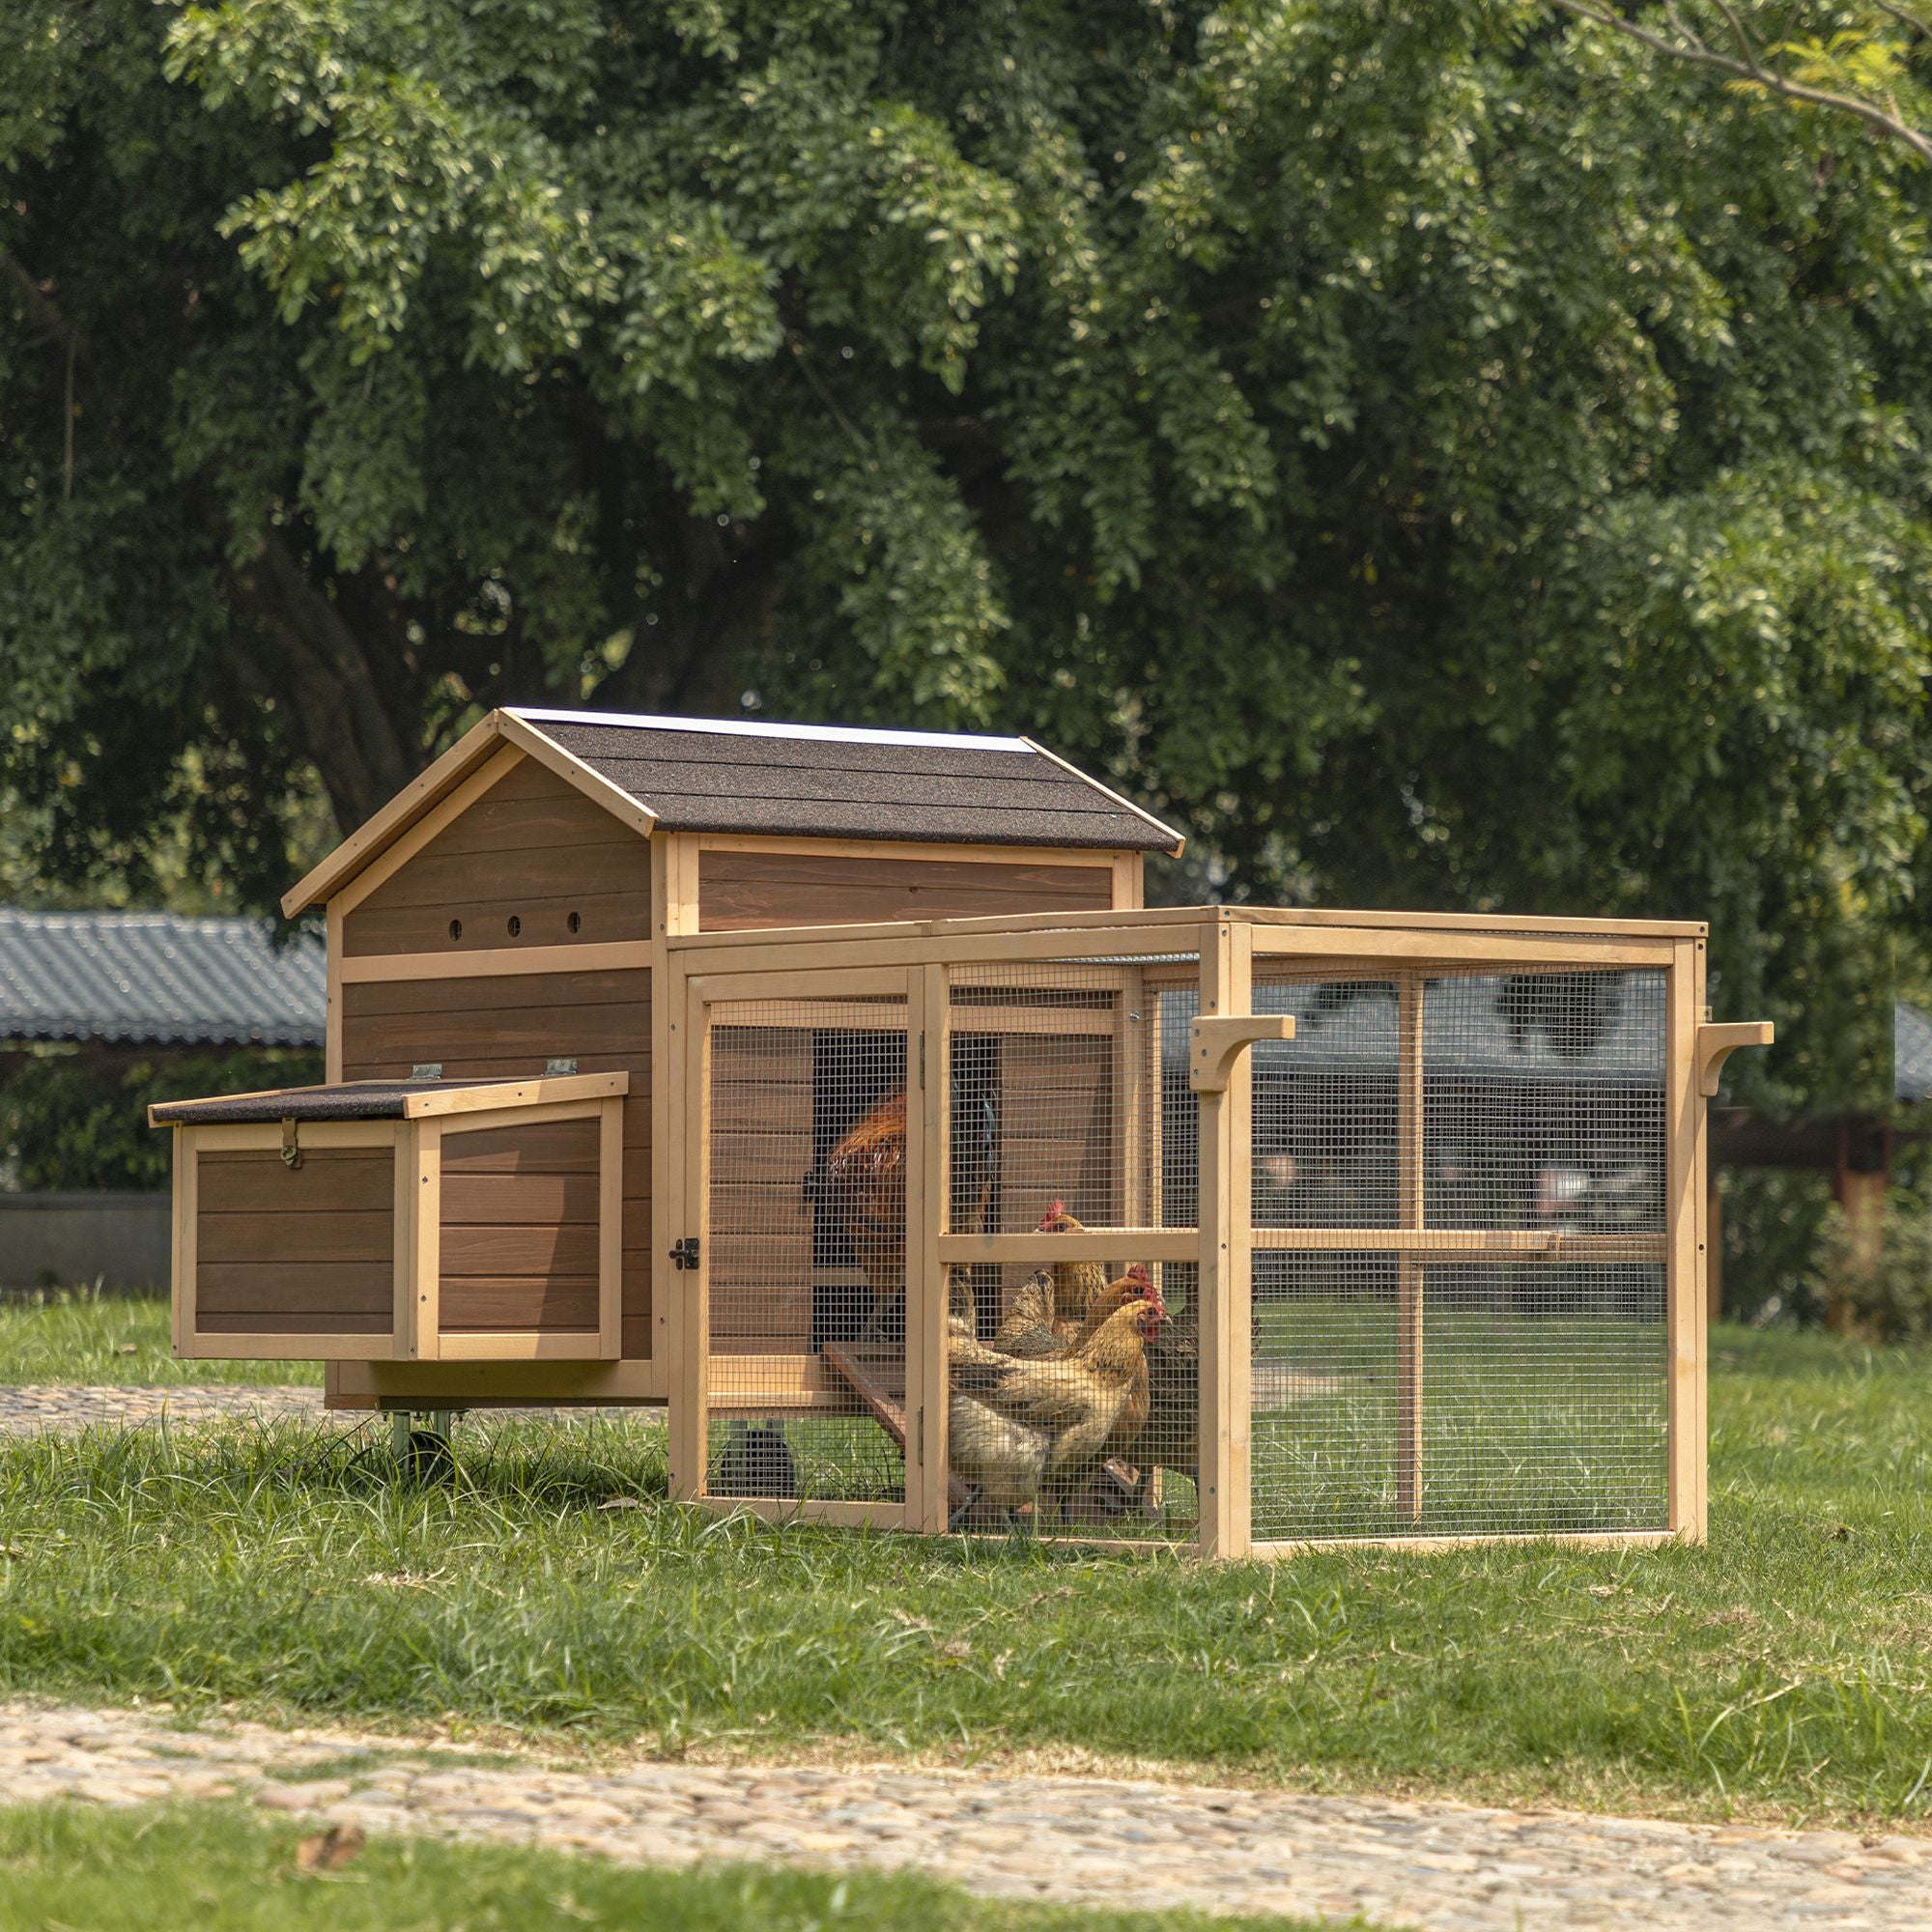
[232, 533, 417, 833]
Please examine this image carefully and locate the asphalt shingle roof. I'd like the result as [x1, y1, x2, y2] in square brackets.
[511, 710, 1184, 852]
[0, 909, 324, 1050]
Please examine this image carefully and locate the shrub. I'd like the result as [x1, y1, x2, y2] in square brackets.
[1806, 1201, 1932, 1343]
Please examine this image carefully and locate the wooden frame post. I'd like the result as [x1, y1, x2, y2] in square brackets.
[666, 962, 707, 1500]
[909, 964, 949, 1533]
[1197, 917, 1254, 1561]
[1666, 938, 1707, 1543]
[1396, 972, 1426, 1522]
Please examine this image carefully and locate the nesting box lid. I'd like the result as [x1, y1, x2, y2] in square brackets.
[148, 1069, 628, 1126]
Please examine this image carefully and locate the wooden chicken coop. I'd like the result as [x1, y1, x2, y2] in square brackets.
[151, 707, 1768, 1557]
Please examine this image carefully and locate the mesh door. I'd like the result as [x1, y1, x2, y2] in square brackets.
[705, 995, 909, 1505]
[945, 959, 1199, 1541]
[1248, 965, 1671, 1541]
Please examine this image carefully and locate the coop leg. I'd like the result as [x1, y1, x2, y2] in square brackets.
[389, 1411, 412, 1462]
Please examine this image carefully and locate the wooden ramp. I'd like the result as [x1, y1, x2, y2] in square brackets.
[821, 1344, 974, 1512]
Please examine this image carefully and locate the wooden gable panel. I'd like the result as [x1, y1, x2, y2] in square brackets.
[344, 757, 651, 958]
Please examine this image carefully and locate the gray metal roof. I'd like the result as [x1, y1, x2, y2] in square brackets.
[0, 909, 324, 1049]
[1158, 971, 1669, 1085]
[1897, 1001, 1932, 1105]
[510, 708, 1184, 853]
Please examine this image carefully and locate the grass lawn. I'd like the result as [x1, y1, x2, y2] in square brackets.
[1, 1321, 1930, 1828]
[0, 1290, 321, 1386]
[0, 1802, 1362, 1932]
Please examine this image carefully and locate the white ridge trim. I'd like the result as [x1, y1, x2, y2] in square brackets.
[506, 707, 1033, 753]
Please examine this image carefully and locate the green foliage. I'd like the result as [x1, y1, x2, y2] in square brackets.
[1717, 1168, 1836, 1324]
[0, 1800, 1348, 1932]
[1807, 1198, 1932, 1341]
[0, 1046, 320, 1191]
[0, 1327, 1931, 1823]
[7, 2, 1932, 1106]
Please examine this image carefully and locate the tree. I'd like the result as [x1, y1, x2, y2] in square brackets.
[5, 0, 1931, 1107]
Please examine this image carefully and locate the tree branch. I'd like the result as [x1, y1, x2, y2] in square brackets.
[1550, 0, 1932, 166]
[1877, 0, 1932, 48]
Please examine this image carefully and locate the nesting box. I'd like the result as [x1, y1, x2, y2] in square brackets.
[152, 708, 1767, 1557]
[151, 1072, 626, 1360]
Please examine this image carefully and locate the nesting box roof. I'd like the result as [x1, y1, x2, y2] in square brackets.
[284, 707, 1183, 915]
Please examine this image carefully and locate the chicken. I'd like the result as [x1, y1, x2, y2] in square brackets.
[1134, 1283, 1200, 1510]
[996, 1264, 1152, 1360]
[1037, 1198, 1111, 1328]
[949, 1270, 1014, 1371]
[990, 1267, 1057, 1357]
[952, 1293, 1168, 1517]
[801, 1090, 905, 1341]
[949, 1391, 1050, 1522]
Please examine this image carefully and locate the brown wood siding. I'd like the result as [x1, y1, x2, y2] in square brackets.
[195, 1149, 394, 1334]
[344, 757, 651, 957]
[707, 1023, 814, 1355]
[697, 850, 1114, 931]
[340, 969, 652, 1354]
[982, 1032, 1117, 1231]
[439, 1119, 601, 1333]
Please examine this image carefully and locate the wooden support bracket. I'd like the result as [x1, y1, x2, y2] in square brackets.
[1695, 1021, 1775, 1097]
[1189, 1014, 1296, 1094]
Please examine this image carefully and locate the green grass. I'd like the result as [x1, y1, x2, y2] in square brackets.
[0, 1290, 321, 1386]
[3, 1324, 1932, 1827]
[1252, 1293, 1667, 1539]
[0, 1802, 1363, 1931]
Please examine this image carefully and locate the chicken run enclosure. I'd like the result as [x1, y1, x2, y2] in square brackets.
[669, 907, 1763, 1556]
[148, 709, 1769, 1559]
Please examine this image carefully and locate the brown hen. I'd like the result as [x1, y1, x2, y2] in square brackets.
[802, 1089, 905, 1341]
[952, 1293, 1168, 1517]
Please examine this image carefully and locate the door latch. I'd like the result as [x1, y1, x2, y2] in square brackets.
[668, 1236, 701, 1272]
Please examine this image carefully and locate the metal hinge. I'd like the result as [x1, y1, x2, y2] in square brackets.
[280, 1117, 302, 1170]
[668, 1236, 701, 1272]
[916, 1405, 924, 1466]
[918, 1031, 925, 1090]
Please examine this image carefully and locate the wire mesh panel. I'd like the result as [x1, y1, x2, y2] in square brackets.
[1251, 1255, 1667, 1538]
[1423, 972, 1668, 1237]
[1250, 977, 1401, 1229]
[704, 994, 909, 1506]
[1247, 963, 1672, 1544]
[1421, 1262, 1667, 1532]
[944, 959, 1199, 1540]
[1252, 1253, 1401, 1539]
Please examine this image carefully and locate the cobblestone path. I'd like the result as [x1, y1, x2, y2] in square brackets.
[2, 1702, 1927, 1929]
[0, 1382, 327, 1435]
